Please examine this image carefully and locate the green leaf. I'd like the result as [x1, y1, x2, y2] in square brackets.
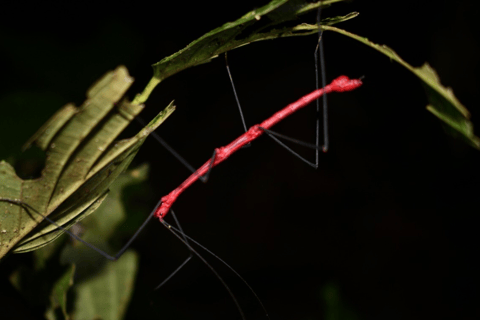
[70, 251, 138, 320]
[0, 66, 175, 259]
[45, 264, 76, 320]
[9, 165, 147, 320]
[133, 0, 357, 104]
[322, 25, 480, 149]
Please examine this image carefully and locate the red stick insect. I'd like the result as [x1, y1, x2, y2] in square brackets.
[13, 72, 361, 319]
[2, 7, 362, 320]
[156, 75, 362, 220]
[3, 71, 362, 319]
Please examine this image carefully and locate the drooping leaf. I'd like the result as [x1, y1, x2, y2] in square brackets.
[152, 1, 355, 81]
[322, 25, 480, 149]
[134, 0, 357, 104]
[69, 251, 138, 320]
[0, 66, 175, 259]
[9, 164, 148, 320]
[44, 264, 75, 320]
[60, 165, 148, 320]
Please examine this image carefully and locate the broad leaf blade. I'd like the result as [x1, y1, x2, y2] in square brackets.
[13, 101, 174, 253]
[45, 264, 76, 320]
[323, 25, 480, 149]
[72, 251, 138, 320]
[9, 165, 147, 320]
[152, 1, 354, 81]
[0, 66, 175, 259]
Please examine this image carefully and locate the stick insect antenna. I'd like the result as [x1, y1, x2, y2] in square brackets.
[164, 217, 270, 319]
[161, 216, 246, 320]
[315, 5, 329, 153]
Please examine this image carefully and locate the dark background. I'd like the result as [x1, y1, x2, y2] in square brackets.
[1, 0, 479, 319]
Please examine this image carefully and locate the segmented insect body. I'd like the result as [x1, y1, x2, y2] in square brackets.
[1, 5, 364, 320]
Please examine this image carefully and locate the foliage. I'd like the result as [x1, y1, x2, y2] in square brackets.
[0, 66, 174, 258]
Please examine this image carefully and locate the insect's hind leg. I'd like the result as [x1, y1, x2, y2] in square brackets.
[153, 208, 193, 290]
[225, 52, 248, 134]
[161, 209, 272, 320]
[224, 53, 253, 150]
[0, 197, 157, 261]
[253, 5, 329, 168]
[164, 217, 270, 318]
[135, 117, 209, 183]
[160, 210, 247, 320]
[315, 5, 329, 153]
[259, 127, 321, 169]
[224, 9, 329, 167]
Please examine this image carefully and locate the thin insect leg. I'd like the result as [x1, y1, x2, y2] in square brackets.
[225, 53, 248, 133]
[259, 127, 321, 150]
[200, 149, 217, 182]
[135, 116, 207, 183]
[264, 132, 317, 169]
[0, 197, 157, 261]
[225, 53, 251, 149]
[165, 221, 270, 319]
[314, 6, 329, 153]
[112, 199, 161, 260]
[154, 255, 192, 290]
[154, 209, 193, 291]
[160, 218, 246, 320]
[171, 209, 190, 246]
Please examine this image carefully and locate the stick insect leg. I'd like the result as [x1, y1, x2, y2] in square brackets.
[160, 218, 247, 320]
[135, 117, 208, 183]
[260, 129, 318, 169]
[154, 209, 193, 291]
[264, 5, 328, 168]
[153, 53, 258, 295]
[152, 151, 219, 287]
[315, 5, 328, 153]
[0, 197, 158, 261]
[225, 53, 248, 133]
[225, 53, 252, 149]
[200, 149, 217, 183]
[164, 221, 270, 319]
[259, 127, 321, 151]
[225, 7, 329, 169]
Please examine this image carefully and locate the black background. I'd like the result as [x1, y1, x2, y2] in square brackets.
[1, 0, 479, 319]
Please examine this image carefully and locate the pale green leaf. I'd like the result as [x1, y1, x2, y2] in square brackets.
[9, 165, 147, 320]
[45, 264, 76, 320]
[71, 251, 138, 320]
[0, 66, 175, 259]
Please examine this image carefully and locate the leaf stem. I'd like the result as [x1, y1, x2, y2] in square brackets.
[132, 77, 161, 105]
